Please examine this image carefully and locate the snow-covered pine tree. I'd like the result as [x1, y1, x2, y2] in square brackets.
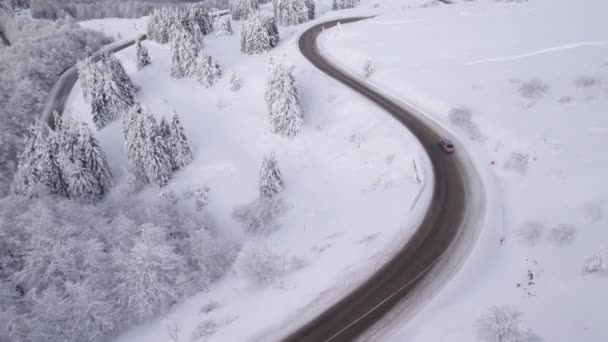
[215, 16, 233, 36]
[142, 110, 173, 187]
[264, 57, 281, 111]
[229, 71, 242, 91]
[147, 7, 172, 44]
[188, 3, 213, 35]
[77, 56, 102, 103]
[259, 153, 283, 198]
[196, 54, 223, 88]
[332, 0, 360, 10]
[171, 25, 200, 79]
[136, 38, 151, 70]
[93, 51, 135, 128]
[230, 0, 259, 21]
[168, 112, 193, 171]
[273, 0, 314, 26]
[263, 16, 280, 49]
[42, 127, 69, 198]
[12, 125, 45, 196]
[123, 103, 149, 190]
[74, 122, 112, 199]
[241, 12, 279, 54]
[266, 61, 303, 137]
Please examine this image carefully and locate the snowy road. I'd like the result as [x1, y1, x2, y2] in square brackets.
[285, 17, 484, 341]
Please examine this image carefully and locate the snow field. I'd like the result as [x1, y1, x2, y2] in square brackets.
[322, 0, 608, 341]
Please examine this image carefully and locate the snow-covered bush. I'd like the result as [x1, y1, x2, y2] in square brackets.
[477, 306, 541, 342]
[363, 58, 375, 78]
[230, 0, 258, 20]
[229, 71, 243, 91]
[582, 250, 607, 275]
[234, 197, 287, 233]
[548, 224, 577, 246]
[516, 221, 545, 246]
[234, 240, 282, 284]
[575, 75, 601, 88]
[503, 151, 530, 174]
[448, 106, 483, 141]
[518, 79, 549, 99]
[265, 60, 303, 137]
[191, 319, 217, 339]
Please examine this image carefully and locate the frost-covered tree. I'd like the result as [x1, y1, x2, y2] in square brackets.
[273, 0, 315, 26]
[582, 250, 607, 275]
[147, 7, 173, 44]
[136, 38, 151, 70]
[229, 71, 242, 91]
[58, 120, 113, 202]
[78, 56, 102, 103]
[167, 112, 194, 171]
[88, 51, 135, 130]
[188, 3, 213, 36]
[477, 306, 542, 342]
[230, 0, 259, 21]
[196, 54, 223, 88]
[332, 0, 360, 10]
[113, 223, 187, 322]
[234, 240, 282, 284]
[171, 25, 200, 79]
[259, 153, 283, 198]
[215, 16, 233, 36]
[265, 60, 303, 137]
[123, 103, 172, 188]
[11, 124, 47, 196]
[241, 12, 279, 54]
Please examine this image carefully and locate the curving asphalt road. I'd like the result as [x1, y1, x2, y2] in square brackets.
[0, 29, 10, 46]
[284, 17, 473, 342]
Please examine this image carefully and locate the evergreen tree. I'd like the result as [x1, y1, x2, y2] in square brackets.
[259, 153, 283, 199]
[147, 7, 173, 44]
[230, 0, 259, 21]
[188, 3, 213, 36]
[123, 103, 172, 188]
[77, 56, 102, 103]
[89, 51, 135, 130]
[215, 16, 233, 37]
[171, 25, 200, 79]
[123, 104, 149, 191]
[332, 0, 360, 10]
[136, 39, 151, 70]
[196, 54, 223, 88]
[12, 125, 45, 196]
[265, 61, 303, 137]
[168, 112, 193, 171]
[229, 71, 242, 91]
[143, 112, 172, 187]
[241, 12, 279, 54]
[274, 0, 314, 26]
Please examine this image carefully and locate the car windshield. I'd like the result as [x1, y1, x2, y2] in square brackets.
[447, 143, 453, 148]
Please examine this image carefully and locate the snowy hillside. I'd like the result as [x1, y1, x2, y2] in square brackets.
[321, 0, 608, 341]
[66, 5, 431, 341]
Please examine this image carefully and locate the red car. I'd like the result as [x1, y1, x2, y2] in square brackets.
[439, 139, 455, 153]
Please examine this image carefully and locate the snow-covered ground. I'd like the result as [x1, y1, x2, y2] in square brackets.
[71, 6, 432, 342]
[321, 0, 608, 341]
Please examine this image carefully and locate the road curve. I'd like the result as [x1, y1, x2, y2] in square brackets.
[285, 18, 473, 342]
[0, 29, 10, 47]
[41, 10, 229, 128]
